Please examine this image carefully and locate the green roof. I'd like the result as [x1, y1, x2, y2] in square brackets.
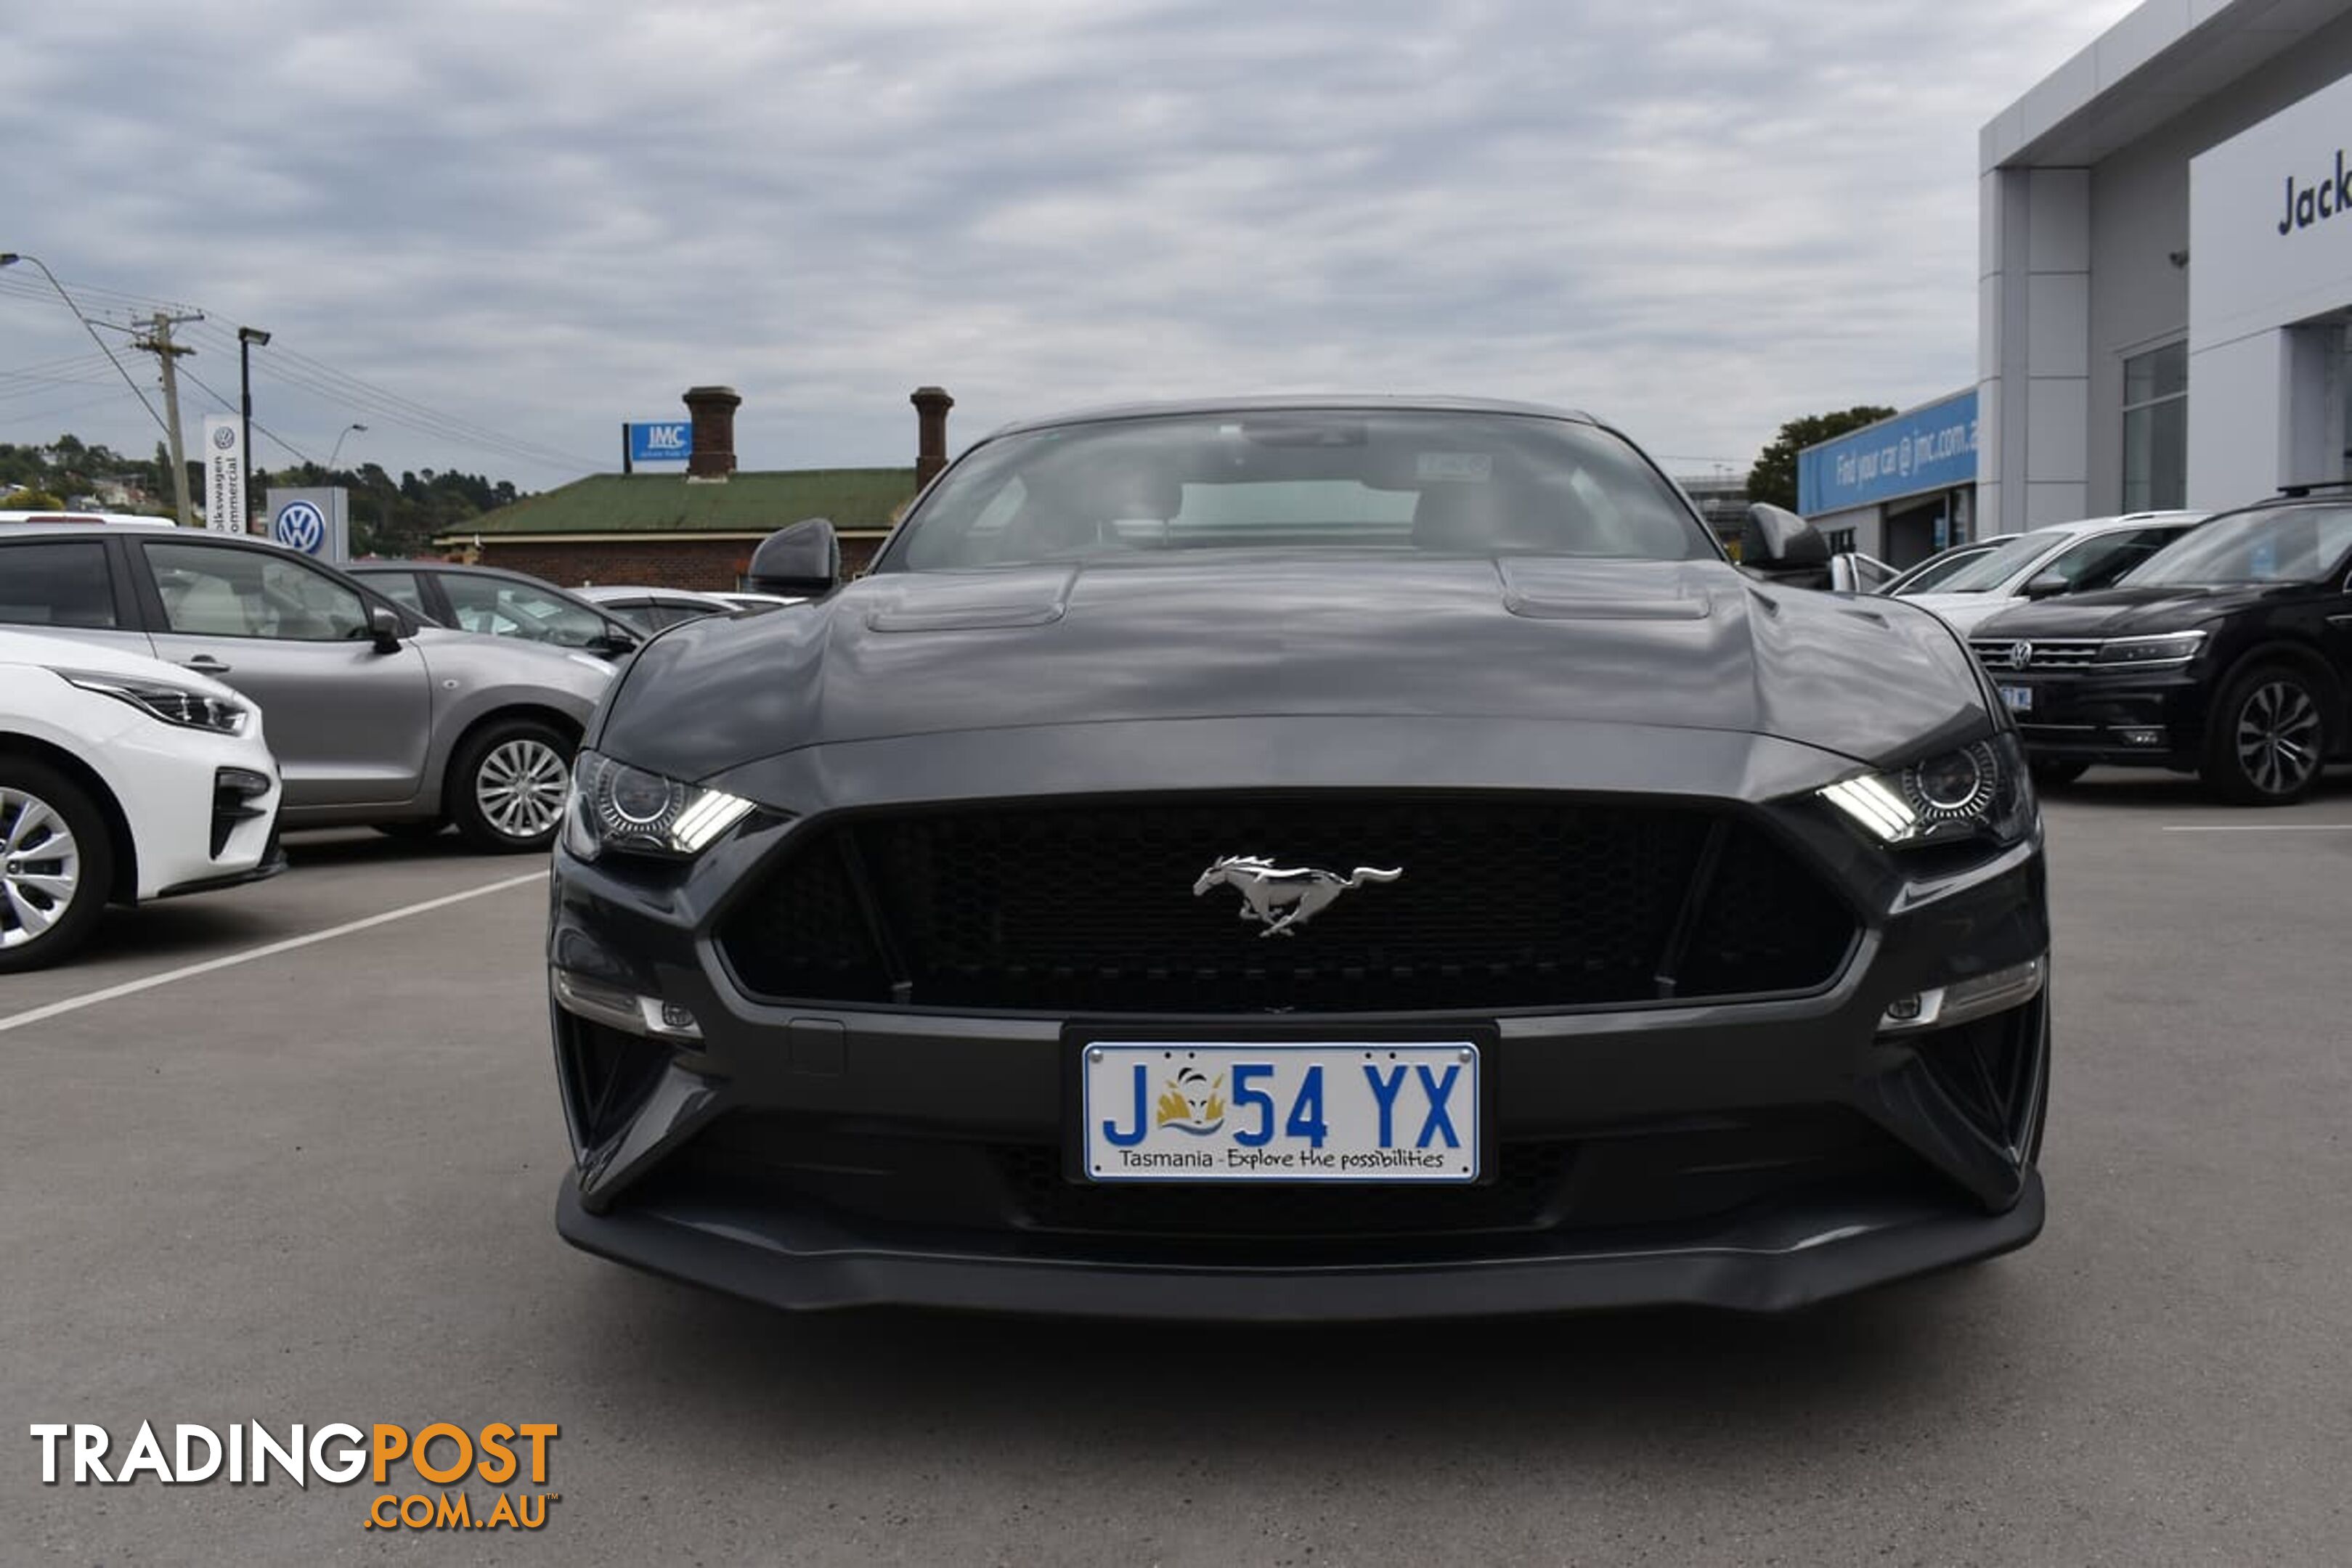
[460, 467, 917, 536]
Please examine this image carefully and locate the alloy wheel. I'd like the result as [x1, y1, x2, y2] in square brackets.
[0, 786, 81, 950]
[473, 738, 571, 841]
[2234, 679, 2323, 798]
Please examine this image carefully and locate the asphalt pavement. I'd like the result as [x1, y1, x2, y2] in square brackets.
[3, 783, 2349, 1565]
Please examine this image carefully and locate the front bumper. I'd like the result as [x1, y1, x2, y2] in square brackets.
[548, 720, 2051, 1319]
[94, 718, 285, 901]
[2000, 667, 2207, 769]
[556, 1164, 2043, 1320]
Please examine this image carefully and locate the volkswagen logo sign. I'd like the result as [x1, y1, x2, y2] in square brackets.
[211, 425, 237, 450]
[2006, 641, 2033, 671]
[273, 499, 327, 555]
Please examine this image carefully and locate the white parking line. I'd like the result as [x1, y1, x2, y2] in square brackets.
[0, 870, 548, 1035]
[2160, 824, 2352, 832]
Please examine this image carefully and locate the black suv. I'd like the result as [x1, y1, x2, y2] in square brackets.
[1969, 491, 2352, 803]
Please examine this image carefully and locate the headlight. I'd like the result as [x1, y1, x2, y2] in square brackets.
[60, 670, 251, 735]
[1819, 733, 2035, 847]
[2093, 631, 2205, 665]
[563, 749, 753, 859]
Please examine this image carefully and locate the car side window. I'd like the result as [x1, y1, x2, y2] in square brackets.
[0, 541, 117, 628]
[2043, 528, 2180, 592]
[649, 598, 719, 626]
[367, 572, 430, 617]
[595, 600, 659, 632]
[142, 541, 370, 641]
[440, 573, 605, 648]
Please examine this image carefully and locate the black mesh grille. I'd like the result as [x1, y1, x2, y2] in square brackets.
[718, 796, 1856, 1013]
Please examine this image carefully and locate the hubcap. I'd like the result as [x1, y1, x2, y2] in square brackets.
[0, 787, 81, 949]
[474, 739, 570, 841]
[2234, 679, 2324, 796]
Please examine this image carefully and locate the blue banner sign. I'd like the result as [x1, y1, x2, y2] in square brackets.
[627, 421, 691, 464]
[1797, 389, 1978, 515]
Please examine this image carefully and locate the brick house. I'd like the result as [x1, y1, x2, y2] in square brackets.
[439, 385, 954, 588]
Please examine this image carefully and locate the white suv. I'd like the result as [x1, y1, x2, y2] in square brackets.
[1898, 512, 2207, 634]
[0, 629, 284, 971]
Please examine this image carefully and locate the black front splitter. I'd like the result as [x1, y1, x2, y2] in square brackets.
[556, 1169, 2044, 1323]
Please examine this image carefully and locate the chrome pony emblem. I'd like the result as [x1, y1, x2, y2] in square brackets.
[2006, 641, 2033, 671]
[1192, 855, 1402, 938]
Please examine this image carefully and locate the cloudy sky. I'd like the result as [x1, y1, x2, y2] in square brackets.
[1, 0, 2140, 491]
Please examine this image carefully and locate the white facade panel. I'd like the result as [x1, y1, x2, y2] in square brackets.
[2025, 378, 2091, 480]
[2026, 274, 2093, 377]
[2025, 481, 2091, 525]
[2027, 169, 2092, 272]
[2185, 329, 2286, 506]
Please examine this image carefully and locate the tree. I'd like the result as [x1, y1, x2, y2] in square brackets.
[1746, 406, 1897, 513]
[1, 487, 66, 510]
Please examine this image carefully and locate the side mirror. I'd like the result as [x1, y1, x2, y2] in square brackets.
[587, 630, 639, 658]
[367, 603, 404, 654]
[2021, 571, 2070, 600]
[1738, 502, 1831, 585]
[745, 517, 840, 597]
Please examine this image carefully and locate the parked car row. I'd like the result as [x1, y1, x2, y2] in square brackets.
[0, 525, 820, 970]
[1970, 491, 2352, 804]
[1821, 493, 2352, 804]
[0, 527, 624, 968]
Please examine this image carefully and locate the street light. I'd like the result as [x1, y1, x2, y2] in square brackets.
[326, 422, 367, 473]
[237, 326, 270, 493]
[0, 252, 170, 436]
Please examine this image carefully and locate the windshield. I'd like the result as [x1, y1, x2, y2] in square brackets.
[884, 411, 1717, 571]
[1887, 544, 1994, 595]
[1926, 529, 2067, 594]
[2125, 505, 2352, 586]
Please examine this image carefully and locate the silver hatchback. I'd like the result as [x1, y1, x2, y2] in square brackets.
[0, 526, 614, 852]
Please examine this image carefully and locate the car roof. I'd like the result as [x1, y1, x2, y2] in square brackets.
[0, 510, 175, 529]
[350, 559, 542, 581]
[576, 584, 732, 602]
[0, 520, 188, 539]
[0, 522, 301, 549]
[2025, 510, 2206, 536]
[985, 393, 1598, 440]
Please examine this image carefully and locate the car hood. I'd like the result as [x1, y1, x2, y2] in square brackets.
[0, 626, 240, 703]
[410, 624, 616, 675]
[1891, 590, 2028, 633]
[600, 555, 1990, 781]
[1969, 582, 2275, 639]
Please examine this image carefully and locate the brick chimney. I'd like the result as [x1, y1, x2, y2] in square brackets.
[911, 385, 953, 489]
[682, 385, 741, 481]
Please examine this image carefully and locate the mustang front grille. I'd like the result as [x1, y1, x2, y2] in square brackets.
[717, 796, 1857, 1013]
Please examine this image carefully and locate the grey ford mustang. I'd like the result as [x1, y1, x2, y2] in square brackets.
[547, 397, 2049, 1320]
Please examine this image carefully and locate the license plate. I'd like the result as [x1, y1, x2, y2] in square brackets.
[2000, 684, 2033, 712]
[1081, 1042, 1480, 1183]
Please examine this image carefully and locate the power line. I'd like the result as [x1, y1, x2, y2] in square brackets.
[226, 343, 599, 475]
[176, 361, 315, 466]
[0, 390, 139, 428]
[10, 269, 607, 478]
[0, 257, 172, 441]
[179, 319, 601, 475]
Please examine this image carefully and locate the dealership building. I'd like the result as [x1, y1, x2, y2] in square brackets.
[1796, 389, 1980, 564]
[1975, 0, 2352, 536]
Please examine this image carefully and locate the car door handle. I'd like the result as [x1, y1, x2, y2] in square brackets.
[182, 656, 233, 674]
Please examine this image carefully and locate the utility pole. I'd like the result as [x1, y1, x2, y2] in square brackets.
[132, 311, 203, 527]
